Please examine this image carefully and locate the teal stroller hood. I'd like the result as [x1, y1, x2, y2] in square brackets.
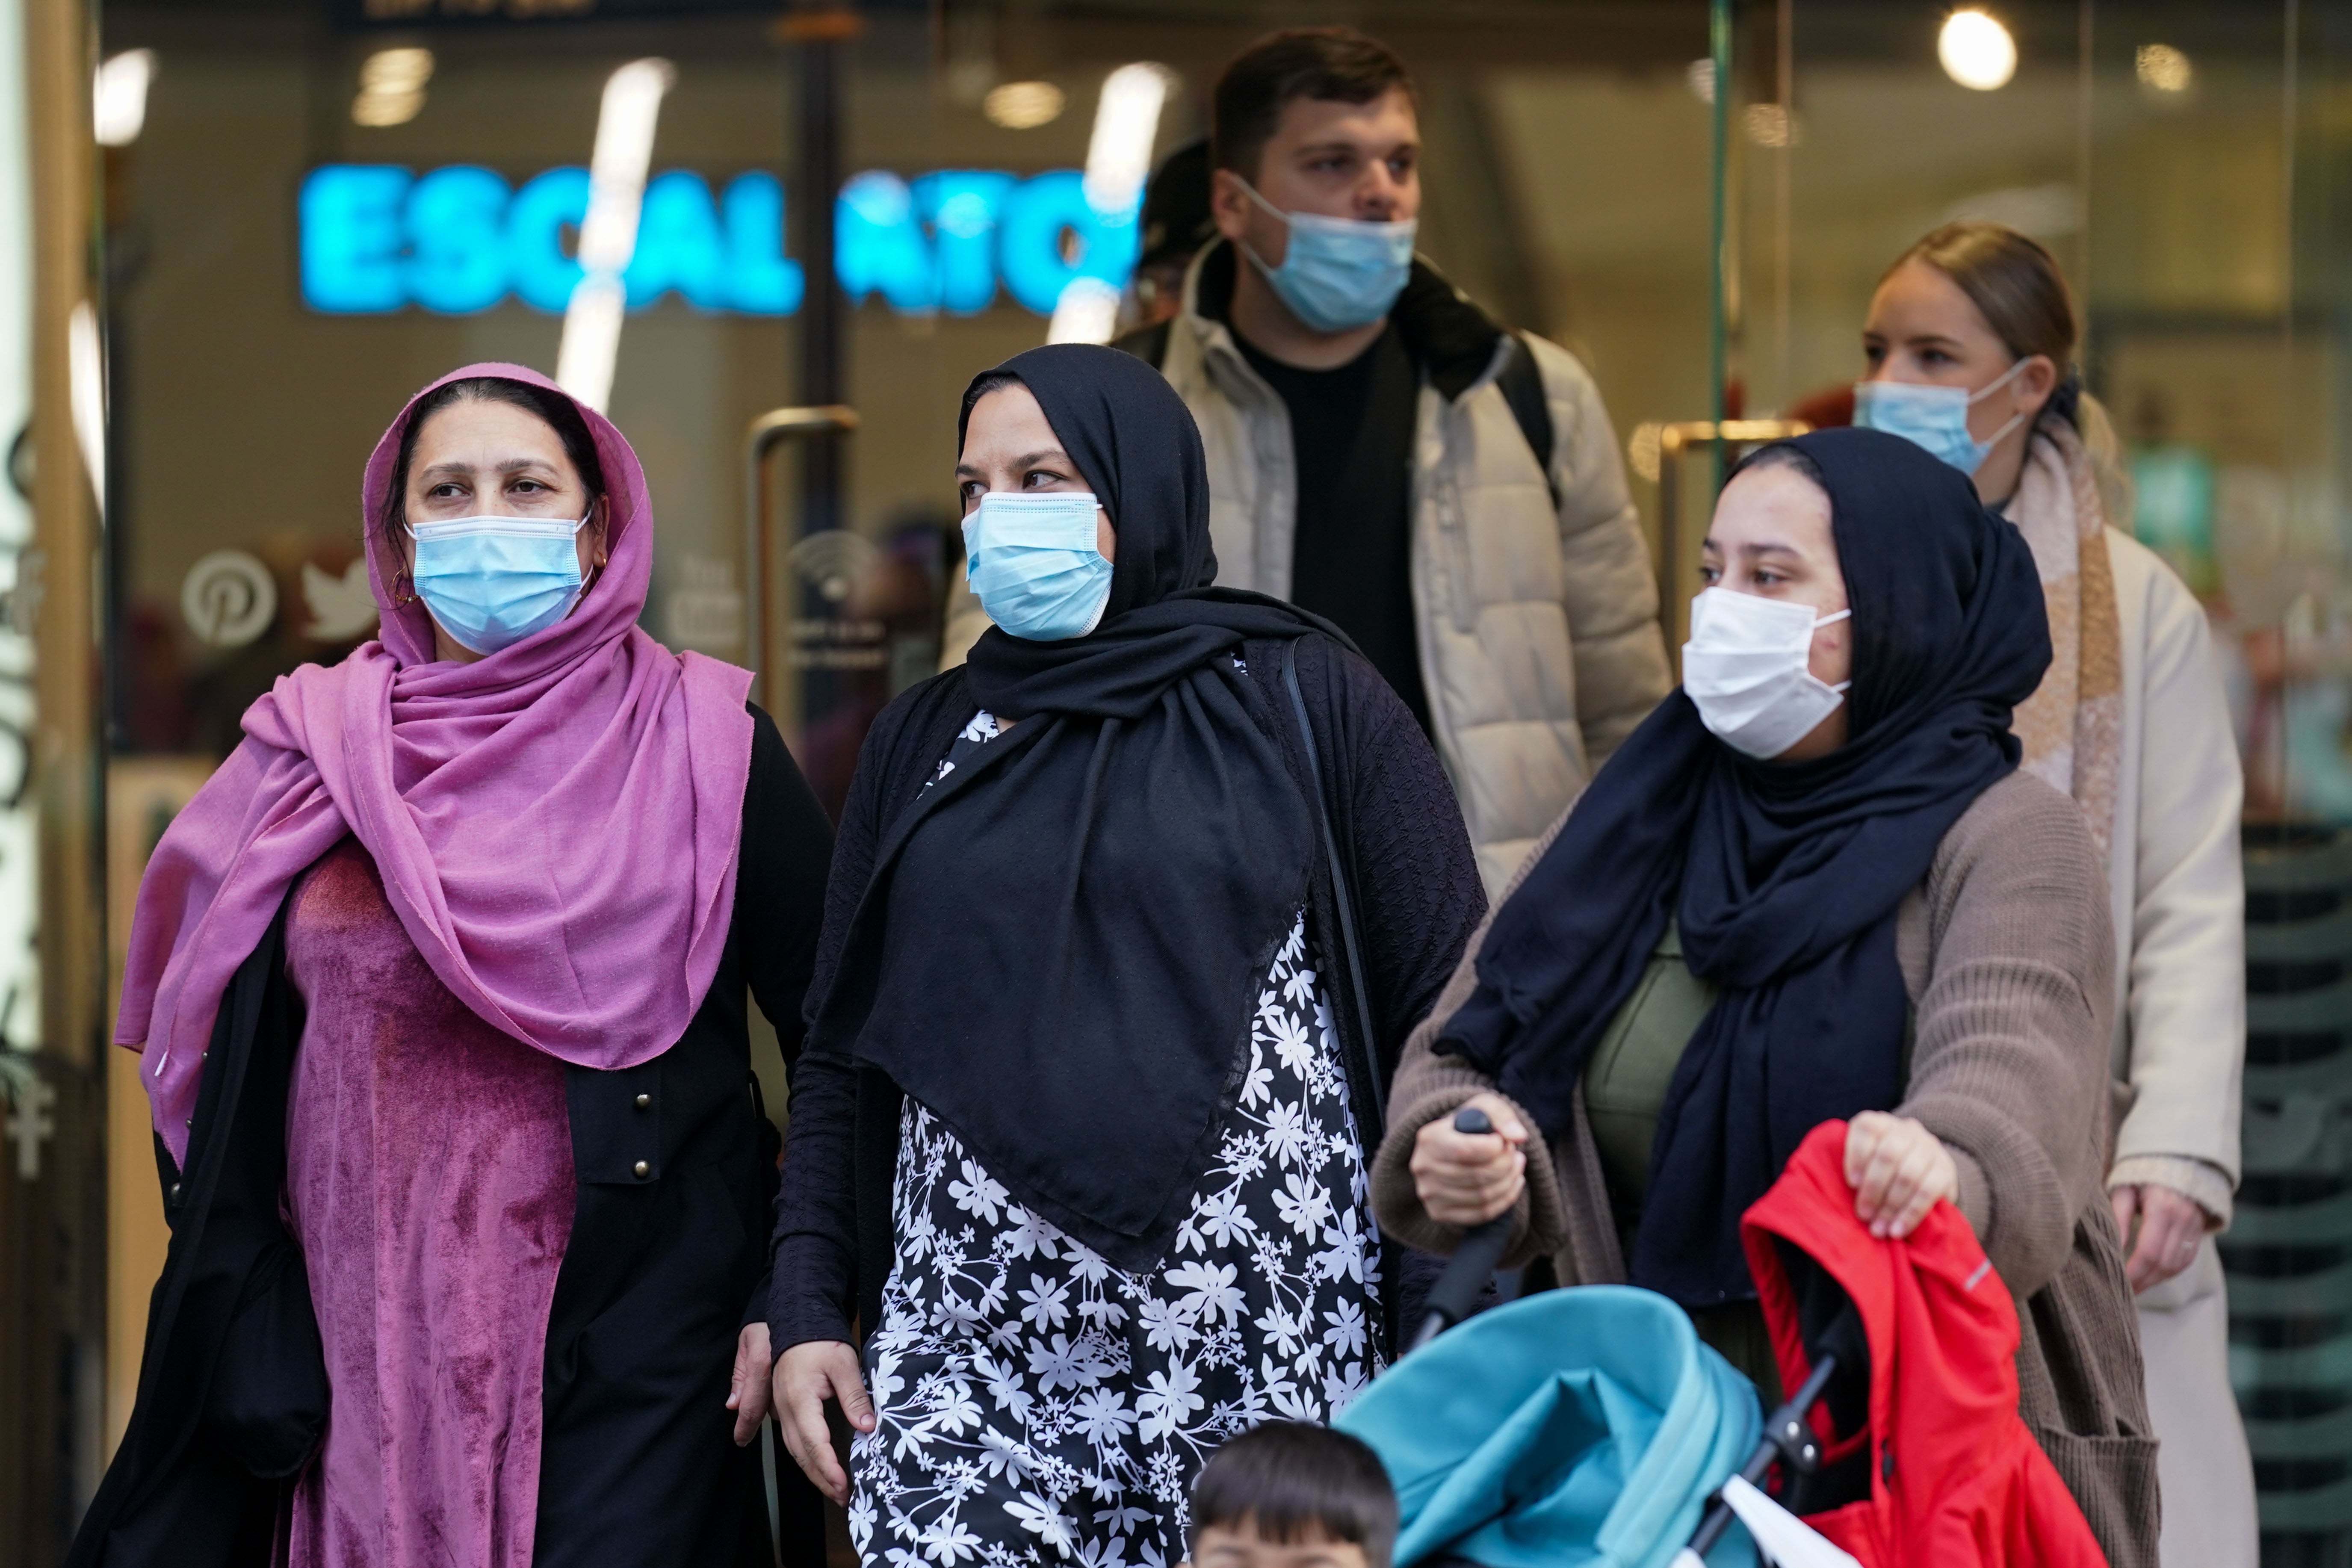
[1335, 1285, 1761, 1568]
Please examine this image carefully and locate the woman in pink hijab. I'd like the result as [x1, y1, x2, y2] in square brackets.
[71, 367, 834, 1568]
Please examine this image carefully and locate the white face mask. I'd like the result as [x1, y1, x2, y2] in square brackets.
[1681, 587, 1853, 759]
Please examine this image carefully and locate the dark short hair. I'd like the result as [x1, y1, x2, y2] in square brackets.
[1139, 138, 1215, 270]
[1191, 1423, 1399, 1568]
[381, 376, 606, 548]
[1211, 28, 1416, 183]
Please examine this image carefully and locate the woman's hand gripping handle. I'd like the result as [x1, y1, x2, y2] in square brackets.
[1410, 1090, 1528, 1227]
[1408, 1102, 1530, 1351]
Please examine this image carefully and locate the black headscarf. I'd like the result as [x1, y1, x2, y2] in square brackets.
[1438, 427, 2052, 1307]
[815, 345, 1350, 1271]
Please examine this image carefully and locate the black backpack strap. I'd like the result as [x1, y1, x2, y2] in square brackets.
[1279, 638, 1386, 1141]
[1496, 331, 1560, 513]
[1110, 318, 1174, 370]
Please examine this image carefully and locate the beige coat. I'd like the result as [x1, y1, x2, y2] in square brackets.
[1371, 771, 2160, 1568]
[2063, 517, 2252, 1567]
[943, 245, 1672, 895]
[2093, 529, 2245, 1220]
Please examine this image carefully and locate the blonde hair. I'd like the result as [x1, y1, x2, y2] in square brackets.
[1889, 221, 2133, 526]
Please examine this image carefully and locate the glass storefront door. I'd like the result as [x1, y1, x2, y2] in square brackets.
[97, 0, 1737, 787]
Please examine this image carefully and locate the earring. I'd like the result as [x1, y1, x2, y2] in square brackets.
[392, 568, 418, 607]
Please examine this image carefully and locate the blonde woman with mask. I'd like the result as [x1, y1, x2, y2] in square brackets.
[1858, 221, 2252, 1568]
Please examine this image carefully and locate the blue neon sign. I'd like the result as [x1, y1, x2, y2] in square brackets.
[299, 164, 1138, 318]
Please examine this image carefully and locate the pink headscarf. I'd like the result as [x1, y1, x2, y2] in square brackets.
[119, 364, 755, 1165]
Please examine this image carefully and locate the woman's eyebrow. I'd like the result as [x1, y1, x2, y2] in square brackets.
[418, 457, 558, 480]
[954, 449, 1069, 478]
[1698, 537, 1804, 558]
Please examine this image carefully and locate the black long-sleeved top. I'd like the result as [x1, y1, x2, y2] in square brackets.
[70, 705, 831, 1568]
[768, 634, 1486, 1357]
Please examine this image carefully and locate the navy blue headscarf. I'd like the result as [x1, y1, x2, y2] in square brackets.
[819, 345, 1355, 1272]
[1437, 426, 2052, 1307]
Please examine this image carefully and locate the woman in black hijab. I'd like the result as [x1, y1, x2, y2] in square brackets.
[1372, 428, 2157, 1565]
[765, 345, 1484, 1565]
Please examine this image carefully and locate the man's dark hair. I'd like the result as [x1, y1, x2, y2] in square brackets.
[1211, 27, 1417, 183]
[1191, 1423, 1399, 1568]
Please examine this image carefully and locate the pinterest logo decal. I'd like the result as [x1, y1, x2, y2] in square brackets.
[180, 549, 278, 649]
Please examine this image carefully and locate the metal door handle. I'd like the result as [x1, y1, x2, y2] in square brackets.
[1654, 419, 1811, 669]
[742, 404, 859, 712]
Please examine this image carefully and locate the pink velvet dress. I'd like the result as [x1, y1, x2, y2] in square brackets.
[281, 837, 577, 1568]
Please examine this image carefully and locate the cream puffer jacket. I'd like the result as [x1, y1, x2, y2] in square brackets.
[945, 245, 1672, 894]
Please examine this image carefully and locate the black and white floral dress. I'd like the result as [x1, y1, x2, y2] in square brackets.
[848, 703, 1383, 1568]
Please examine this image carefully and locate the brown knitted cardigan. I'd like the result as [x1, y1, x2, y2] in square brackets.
[1371, 771, 2160, 1568]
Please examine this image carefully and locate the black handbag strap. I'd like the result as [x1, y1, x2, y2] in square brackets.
[1279, 639, 1386, 1139]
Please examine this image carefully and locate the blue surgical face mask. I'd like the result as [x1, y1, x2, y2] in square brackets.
[962, 492, 1112, 642]
[406, 511, 589, 656]
[1851, 355, 2033, 476]
[1234, 179, 1416, 334]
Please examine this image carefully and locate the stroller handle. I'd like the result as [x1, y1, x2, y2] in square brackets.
[1684, 1335, 1846, 1557]
[1406, 1106, 1519, 1352]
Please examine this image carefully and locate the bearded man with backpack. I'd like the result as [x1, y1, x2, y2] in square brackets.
[946, 26, 1669, 893]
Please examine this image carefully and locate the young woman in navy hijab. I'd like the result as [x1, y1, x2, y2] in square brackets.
[1378, 428, 2157, 1565]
